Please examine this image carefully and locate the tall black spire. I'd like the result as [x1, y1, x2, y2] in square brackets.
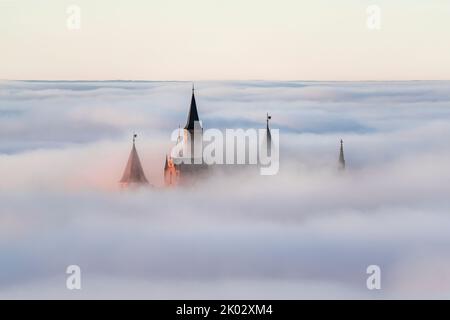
[339, 139, 346, 170]
[184, 83, 200, 131]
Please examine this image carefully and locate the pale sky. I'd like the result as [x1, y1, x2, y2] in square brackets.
[1, 0, 450, 80]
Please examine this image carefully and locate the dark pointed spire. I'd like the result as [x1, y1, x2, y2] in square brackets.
[266, 113, 272, 150]
[120, 134, 149, 184]
[339, 139, 346, 170]
[184, 83, 200, 131]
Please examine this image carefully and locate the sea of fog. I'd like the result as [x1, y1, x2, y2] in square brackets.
[1, 80, 450, 299]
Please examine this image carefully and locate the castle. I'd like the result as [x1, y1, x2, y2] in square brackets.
[119, 85, 346, 188]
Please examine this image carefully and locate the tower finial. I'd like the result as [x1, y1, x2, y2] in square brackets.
[192, 82, 195, 94]
[120, 131, 149, 186]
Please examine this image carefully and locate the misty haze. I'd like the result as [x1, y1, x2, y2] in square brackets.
[1, 80, 450, 299]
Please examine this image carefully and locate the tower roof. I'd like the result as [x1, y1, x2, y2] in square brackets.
[164, 154, 169, 170]
[184, 84, 200, 130]
[120, 137, 149, 184]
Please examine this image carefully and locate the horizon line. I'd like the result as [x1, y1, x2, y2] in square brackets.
[1, 79, 450, 83]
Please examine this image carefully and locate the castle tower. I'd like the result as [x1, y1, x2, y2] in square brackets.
[182, 83, 203, 164]
[339, 139, 346, 170]
[120, 134, 149, 188]
[171, 84, 209, 182]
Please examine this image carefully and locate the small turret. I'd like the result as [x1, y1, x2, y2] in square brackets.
[120, 133, 149, 188]
[164, 154, 179, 186]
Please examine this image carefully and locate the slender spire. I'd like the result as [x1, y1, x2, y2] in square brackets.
[266, 113, 272, 147]
[339, 139, 346, 170]
[120, 134, 149, 184]
[184, 83, 200, 131]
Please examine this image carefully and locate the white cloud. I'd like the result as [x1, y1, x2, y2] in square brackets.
[1, 80, 450, 299]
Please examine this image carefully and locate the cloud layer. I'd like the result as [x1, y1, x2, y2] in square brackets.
[1, 80, 450, 299]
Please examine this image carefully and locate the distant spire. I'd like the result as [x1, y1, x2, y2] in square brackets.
[120, 134, 149, 185]
[266, 113, 272, 154]
[184, 84, 200, 131]
[266, 113, 272, 129]
[339, 139, 346, 170]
